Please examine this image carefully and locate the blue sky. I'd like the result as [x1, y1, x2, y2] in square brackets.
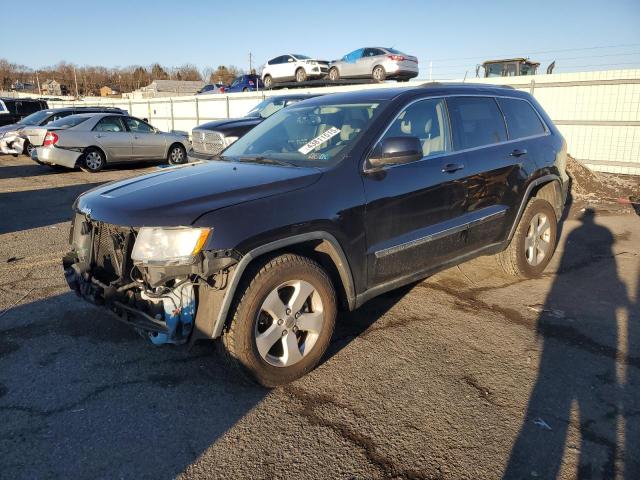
[4, 0, 640, 78]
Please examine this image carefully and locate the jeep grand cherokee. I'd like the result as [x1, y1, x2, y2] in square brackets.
[63, 83, 568, 386]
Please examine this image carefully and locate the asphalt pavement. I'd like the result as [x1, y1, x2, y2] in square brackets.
[1, 155, 638, 479]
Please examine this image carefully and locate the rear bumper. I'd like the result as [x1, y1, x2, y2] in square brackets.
[34, 146, 82, 168]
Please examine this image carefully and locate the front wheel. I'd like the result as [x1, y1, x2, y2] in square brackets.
[263, 75, 273, 89]
[295, 68, 307, 83]
[328, 67, 340, 81]
[497, 198, 558, 278]
[167, 144, 187, 165]
[80, 148, 105, 173]
[221, 253, 336, 387]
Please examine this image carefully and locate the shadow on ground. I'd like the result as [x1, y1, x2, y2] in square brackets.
[503, 209, 640, 479]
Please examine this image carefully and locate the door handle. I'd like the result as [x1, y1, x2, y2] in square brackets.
[510, 149, 528, 157]
[134, 135, 139, 139]
[95, 134, 103, 138]
[442, 163, 464, 173]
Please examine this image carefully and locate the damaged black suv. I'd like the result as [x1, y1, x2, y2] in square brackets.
[64, 84, 568, 386]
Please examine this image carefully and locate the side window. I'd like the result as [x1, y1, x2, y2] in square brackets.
[497, 97, 546, 139]
[94, 116, 126, 132]
[447, 97, 507, 150]
[47, 112, 71, 124]
[125, 117, 153, 133]
[380, 98, 450, 159]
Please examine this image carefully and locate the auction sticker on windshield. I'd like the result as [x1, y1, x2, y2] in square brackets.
[298, 127, 341, 155]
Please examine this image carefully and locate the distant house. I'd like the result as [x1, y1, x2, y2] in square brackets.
[41, 80, 68, 96]
[99, 86, 120, 97]
[10, 81, 36, 92]
[124, 79, 205, 99]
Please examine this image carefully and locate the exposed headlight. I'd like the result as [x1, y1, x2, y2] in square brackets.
[223, 136, 239, 147]
[131, 227, 211, 265]
[1, 130, 18, 139]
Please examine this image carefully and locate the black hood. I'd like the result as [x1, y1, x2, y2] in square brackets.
[75, 161, 322, 227]
[196, 117, 262, 133]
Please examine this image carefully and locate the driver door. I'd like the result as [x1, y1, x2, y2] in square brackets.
[125, 117, 166, 160]
[362, 97, 470, 287]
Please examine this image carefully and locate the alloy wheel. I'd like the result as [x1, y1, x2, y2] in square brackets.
[85, 151, 103, 170]
[254, 280, 324, 367]
[170, 146, 184, 164]
[525, 212, 551, 266]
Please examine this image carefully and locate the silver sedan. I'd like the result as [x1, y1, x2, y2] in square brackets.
[328, 47, 419, 82]
[28, 113, 189, 172]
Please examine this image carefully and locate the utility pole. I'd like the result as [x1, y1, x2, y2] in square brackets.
[36, 70, 41, 95]
[249, 52, 253, 74]
[73, 66, 79, 98]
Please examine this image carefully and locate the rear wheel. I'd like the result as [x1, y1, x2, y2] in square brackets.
[221, 253, 336, 387]
[295, 68, 307, 83]
[167, 143, 187, 165]
[328, 67, 340, 81]
[263, 75, 273, 89]
[80, 148, 105, 173]
[23, 141, 35, 157]
[242, 87, 249, 92]
[497, 198, 557, 278]
[372, 65, 386, 82]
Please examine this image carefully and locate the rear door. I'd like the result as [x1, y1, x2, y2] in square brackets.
[445, 96, 527, 251]
[92, 116, 132, 160]
[362, 97, 471, 287]
[357, 48, 385, 77]
[125, 117, 166, 159]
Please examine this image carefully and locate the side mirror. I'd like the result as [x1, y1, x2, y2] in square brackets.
[367, 136, 423, 170]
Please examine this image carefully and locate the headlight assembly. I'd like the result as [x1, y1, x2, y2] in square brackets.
[131, 227, 211, 265]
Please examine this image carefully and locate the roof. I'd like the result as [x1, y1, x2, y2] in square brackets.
[482, 58, 541, 66]
[296, 83, 530, 106]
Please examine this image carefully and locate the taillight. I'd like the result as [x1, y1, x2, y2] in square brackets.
[388, 55, 405, 62]
[43, 132, 58, 147]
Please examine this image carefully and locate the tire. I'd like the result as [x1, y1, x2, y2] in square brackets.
[372, 65, 386, 83]
[167, 143, 187, 165]
[23, 141, 35, 157]
[497, 198, 558, 278]
[295, 68, 307, 83]
[80, 148, 105, 173]
[263, 75, 273, 89]
[328, 67, 340, 81]
[242, 87, 249, 92]
[221, 253, 337, 387]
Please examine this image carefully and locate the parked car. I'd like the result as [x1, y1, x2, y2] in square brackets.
[261, 54, 329, 88]
[197, 83, 227, 95]
[0, 97, 48, 127]
[189, 94, 319, 161]
[224, 74, 264, 93]
[30, 113, 189, 172]
[63, 84, 567, 386]
[328, 47, 419, 82]
[0, 106, 126, 156]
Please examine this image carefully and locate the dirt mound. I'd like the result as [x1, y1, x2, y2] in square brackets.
[566, 155, 638, 202]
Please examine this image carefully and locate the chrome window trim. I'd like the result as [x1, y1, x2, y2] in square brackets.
[363, 93, 550, 174]
[374, 207, 508, 258]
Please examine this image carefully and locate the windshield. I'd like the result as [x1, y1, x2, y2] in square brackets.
[246, 98, 288, 119]
[47, 114, 90, 129]
[18, 110, 53, 125]
[224, 102, 380, 166]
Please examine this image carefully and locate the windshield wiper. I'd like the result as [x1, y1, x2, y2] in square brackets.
[237, 156, 295, 167]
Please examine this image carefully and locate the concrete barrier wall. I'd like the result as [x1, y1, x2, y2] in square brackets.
[47, 69, 640, 175]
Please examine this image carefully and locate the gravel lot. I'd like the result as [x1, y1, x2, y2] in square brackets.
[1, 154, 638, 480]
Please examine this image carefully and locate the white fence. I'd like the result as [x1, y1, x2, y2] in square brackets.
[47, 69, 640, 176]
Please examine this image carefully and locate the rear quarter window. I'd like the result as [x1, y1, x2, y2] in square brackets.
[497, 97, 546, 139]
[446, 96, 507, 150]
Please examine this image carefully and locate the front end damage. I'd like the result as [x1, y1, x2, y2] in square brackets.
[63, 213, 238, 345]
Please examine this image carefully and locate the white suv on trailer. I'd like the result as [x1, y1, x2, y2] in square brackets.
[261, 54, 329, 88]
